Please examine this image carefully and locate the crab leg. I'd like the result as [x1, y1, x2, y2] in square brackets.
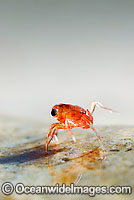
[67, 128, 76, 143]
[45, 122, 65, 152]
[65, 120, 76, 142]
[90, 125, 101, 142]
[90, 125, 104, 148]
[90, 101, 114, 115]
[46, 127, 57, 152]
[54, 135, 59, 143]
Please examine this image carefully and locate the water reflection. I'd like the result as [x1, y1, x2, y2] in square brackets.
[46, 147, 105, 184]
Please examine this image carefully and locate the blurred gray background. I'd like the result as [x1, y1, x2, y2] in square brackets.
[0, 0, 133, 125]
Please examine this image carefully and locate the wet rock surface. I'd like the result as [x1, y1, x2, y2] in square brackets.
[0, 118, 134, 200]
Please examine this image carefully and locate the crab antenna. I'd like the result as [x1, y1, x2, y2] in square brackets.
[90, 101, 117, 115]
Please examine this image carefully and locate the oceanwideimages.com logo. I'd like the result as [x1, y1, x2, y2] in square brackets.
[1, 182, 132, 197]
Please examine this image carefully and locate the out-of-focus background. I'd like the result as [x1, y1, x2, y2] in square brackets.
[0, 0, 133, 125]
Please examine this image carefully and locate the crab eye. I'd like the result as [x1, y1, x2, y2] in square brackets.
[51, 108, 58, 116]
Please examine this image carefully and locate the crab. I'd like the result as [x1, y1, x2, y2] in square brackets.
[45, 101, 113, 151]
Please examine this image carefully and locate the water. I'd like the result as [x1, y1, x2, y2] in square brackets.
[0, 118, 133, 199]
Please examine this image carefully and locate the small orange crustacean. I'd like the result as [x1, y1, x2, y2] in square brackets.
[45, 101, 113, 152]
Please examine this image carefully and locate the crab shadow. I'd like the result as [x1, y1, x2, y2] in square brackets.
[0, 145, 65, 164]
